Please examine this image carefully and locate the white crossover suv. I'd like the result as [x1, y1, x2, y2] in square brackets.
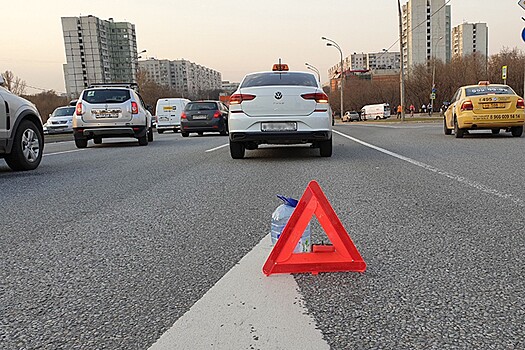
[73, 83, 153, 148]
[228, 64, 332, 159]
[0, 75, 44, 171]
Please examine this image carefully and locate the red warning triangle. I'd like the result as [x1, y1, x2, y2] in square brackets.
[263, 180, 366, 276]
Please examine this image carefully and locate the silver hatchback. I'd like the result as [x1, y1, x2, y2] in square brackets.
[73, 83, 153, 148]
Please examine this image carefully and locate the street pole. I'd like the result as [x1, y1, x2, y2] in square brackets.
[305, 63, 321, 82]
[430, 37, 443, 118]
[322, 37, 344, 120]
[397, 0, 406, 122]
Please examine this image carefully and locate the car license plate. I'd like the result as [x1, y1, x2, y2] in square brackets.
[93, 109, 120, 118]
[482, 103, 505, 109]
[261, 122, 297, 132]
[192, 115, 207, 120]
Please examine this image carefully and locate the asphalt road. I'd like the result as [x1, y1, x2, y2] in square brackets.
[1, 123, 524, 349]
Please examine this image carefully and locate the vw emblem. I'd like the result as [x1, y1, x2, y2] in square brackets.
[274, 91, 283, 100]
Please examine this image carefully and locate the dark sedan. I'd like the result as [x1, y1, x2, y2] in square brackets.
[180, 101, 229, 137]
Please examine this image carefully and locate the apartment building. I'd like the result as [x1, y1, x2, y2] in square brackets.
[138, 58, 221, 98]
[328, 52, 400, 80]
[62, 15, 138, 99]
[402, 0, 451, 70]
[452, 22, 488, 58]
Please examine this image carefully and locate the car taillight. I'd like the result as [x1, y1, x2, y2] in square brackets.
[301, 92, 329, 103]
[131, 101, 139, 114]
[181, 112, 187, 119]
[213, 110, 221, 118]
[76, 102, 83, 115]
[517, 98, 525, 109]
[229, 94, 256, 105]
[460, 100, 473, 111]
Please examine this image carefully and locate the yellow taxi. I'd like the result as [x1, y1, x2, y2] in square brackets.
[443, 81, 524, 138]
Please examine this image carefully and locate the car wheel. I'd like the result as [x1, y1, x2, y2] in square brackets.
[491, 128, 500, 135]
[319, 137, 332, 157]
[230, 141, 245, 159]
[75, 137, 88, 148]
[181, 132, 189, 137]
[511, 126, 523, 137]
[138, 133, 148, 146]
[444, 117, 452, 135]
[93, 137, 102, 144]
[4, 120, 43, 171]
[148, 127, 154, 142]
[454, 117, 464, 138]
[158, 129, 164, 134]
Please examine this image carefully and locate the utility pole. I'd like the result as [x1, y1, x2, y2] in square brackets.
[397, 0, 406, 121]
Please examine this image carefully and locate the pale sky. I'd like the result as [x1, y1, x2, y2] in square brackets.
[1, 0, 523, 94]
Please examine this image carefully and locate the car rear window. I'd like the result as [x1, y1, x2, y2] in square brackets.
[185, 102, 217, 111]
[241, 72, 318, 88]
[82, 89, 131, 104]
[465, 86, 514, 96]
[54, 107, 76, 116]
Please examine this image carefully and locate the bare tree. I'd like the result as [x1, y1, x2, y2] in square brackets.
[23, 91, 69, 123]
[1, 70, 27, 95]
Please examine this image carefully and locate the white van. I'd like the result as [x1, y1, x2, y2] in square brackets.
[155, 98, 190, 133]
[360, 103, 391, 120]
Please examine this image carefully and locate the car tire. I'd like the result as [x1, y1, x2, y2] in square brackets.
[158, 129, 164, 134]
[75, 137, 88, 148]
[444, 117, 452, 135]
[230, 141, 245, 159]
[138, 133, 148, 146]
[491, 128, 500, 135]
[181, 132, 189, 137]
[4, 120, 43, 171]
[93, 137, 102, 144]
[511, 126, 523, 137]
[148, 127, 154, 142]
[454, 117, 464, 138]
[319, 137, 332, 157]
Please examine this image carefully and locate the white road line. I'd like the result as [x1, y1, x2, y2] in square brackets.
[43, 149, 84, 157]
[333, 130, 524, 207]
[148, 235, 329, 350]
[205, 143, 229, 153]
[339, 123, 436, 129]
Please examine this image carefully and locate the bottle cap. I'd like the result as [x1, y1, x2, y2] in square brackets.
[277, 195, 298, 207]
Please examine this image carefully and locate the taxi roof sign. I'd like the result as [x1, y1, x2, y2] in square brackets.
[478, 81, 490, 85]
[272, 63, 289, 71]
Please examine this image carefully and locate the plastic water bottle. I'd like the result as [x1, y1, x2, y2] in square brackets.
[270, 195, 311, 253]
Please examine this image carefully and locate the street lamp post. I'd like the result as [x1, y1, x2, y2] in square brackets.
[430, 37, 443, 117]
[305, 62, 321, 82]
[322, 37, 344, 120]
[397, 0, 406, 122]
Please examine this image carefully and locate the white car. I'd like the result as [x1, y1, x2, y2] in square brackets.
[44, 106, 75, 134]
[73, 83, 153, 148]
[228, 64, 332, 159]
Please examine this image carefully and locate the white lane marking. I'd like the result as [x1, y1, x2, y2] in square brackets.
[43, 149, 84, 157]
[205, 143, 229, 153]
[333, 130, 524, 207]
[148, 235, 329, 350]
[340, 123, 436, 129]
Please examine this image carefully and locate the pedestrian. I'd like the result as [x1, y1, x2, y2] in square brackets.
[396, 104, 402, 119]
[409, 104, 415, 117]
[421, 104, 426, 114]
